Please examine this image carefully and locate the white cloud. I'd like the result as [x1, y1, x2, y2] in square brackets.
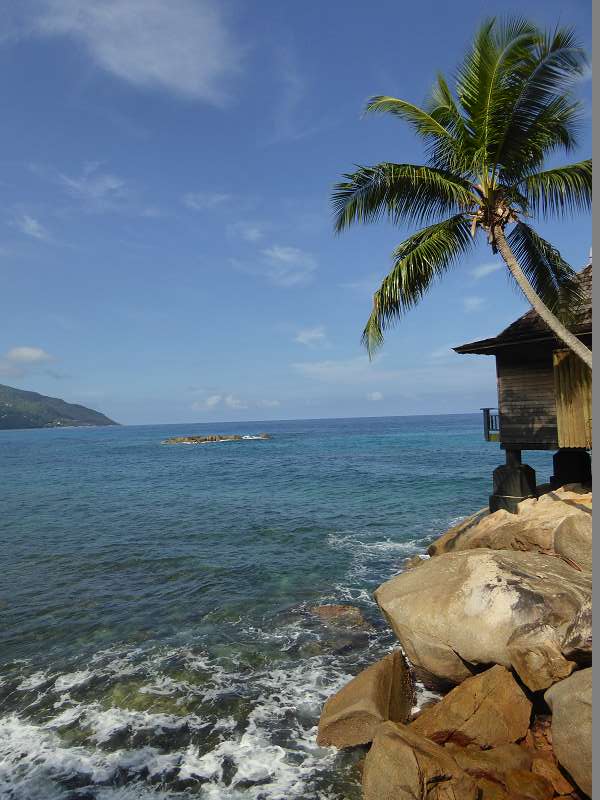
[58, 162, 128, 209]
[260, 245, 317, 287]
[471, 262, 502, 280]
[463, 295, 485, 312]
[0, 346, 54, 379]
[294, 325, 327, 346]
[14, 215, 49, 240]
[367, 391, 383, 401]
[224, 393, 248, 410]
[227, 221, 266, 242]
[31, 0, 241, 104]
[183, 192, 231, 211]
[256, 399, 281, 408]
[292, 355, 400, 385]
[191, 392, 277, 412]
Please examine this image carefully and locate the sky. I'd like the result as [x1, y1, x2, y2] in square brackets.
[0, 0, 592, 425]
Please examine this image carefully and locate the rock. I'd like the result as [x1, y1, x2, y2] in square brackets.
[504, 769, 554, 800]
[410, 666, 531, 747]
[362, 721, 479, 800]
[554, 514, 592, 572]
[428, 486, 591, 560]
[374, 549, 591, 687]
[316, 650, 413, 748]
[560, 600, 592, 664]
[476, 778, 511, 799]
[309, 604, 370, 629]
[531, 758, 574, 795]
[507, 624, 575, 691]
[444, 741, 531, 783]
[403, 554, 427, 571]
[162, 433, 270, 444]
[544, 669, 592, 797]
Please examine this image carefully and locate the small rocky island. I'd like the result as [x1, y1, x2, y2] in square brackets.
[163, 433, 271, 444]
[317, 483, 592, 799]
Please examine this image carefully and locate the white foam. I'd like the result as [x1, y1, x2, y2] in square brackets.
[17, 670, 52, 691]
[53, 670, 93, 692]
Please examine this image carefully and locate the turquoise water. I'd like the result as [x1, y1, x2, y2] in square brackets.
[0, 415, 553, 799]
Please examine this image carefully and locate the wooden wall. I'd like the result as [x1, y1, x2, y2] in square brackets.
[496, 348, 558, 450]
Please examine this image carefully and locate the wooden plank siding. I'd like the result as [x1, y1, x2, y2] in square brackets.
[496, 354, 558, 449]
[553, 349, 592, 448]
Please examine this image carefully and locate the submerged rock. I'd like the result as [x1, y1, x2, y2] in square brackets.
[374, 549, 591, 689]
[362, 721, 479, 800]
[544, 668, 592, 797]
[316, 650, 413, 748]
[309, 604, 370, 629]
[410, 665, 531, 747]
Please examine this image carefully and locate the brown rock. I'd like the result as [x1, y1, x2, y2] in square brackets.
[427, 508, 490, 556]
[554, 513, 592, 572]
[444, 742, 531, 784]
[477, 778, 511, 799]
[507, 623, 576, 691]
[374, 549, 590, 687]
[403, 554, 426, 571]
[532, 758, 574, 795]
[504, 769, 554, 800]
[316, 650, 412, 748]
[561, 600, 592, 664]
[545, 669, 592, 797]
[410, 666, 531, 748]
[362, 721, 479, 800]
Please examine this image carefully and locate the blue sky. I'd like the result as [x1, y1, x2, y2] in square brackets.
[0, 0, 592, 425]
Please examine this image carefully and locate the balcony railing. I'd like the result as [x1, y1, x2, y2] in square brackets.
[481, 408, 500, 442]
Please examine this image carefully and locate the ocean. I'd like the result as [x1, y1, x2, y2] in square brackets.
[0, 414, 553, 800]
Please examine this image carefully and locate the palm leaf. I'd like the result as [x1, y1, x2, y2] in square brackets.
[332, 163, 476, 231]
[506, 222, 585, 323]
[521, 160, 592, 217]
[362, 215, 473, 354]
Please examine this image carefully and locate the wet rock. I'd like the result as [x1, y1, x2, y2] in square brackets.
[554, 514, 592, 572]
[410, 666, 531, 748]
[362, 721, 479, 800]
[309, 604, 370, 629]
[507, 624, 575, 692]
[403, 555, 427, 571]
[374, 549, 591, 687]
[544, 669, 592, 797]
[504, 769, 554, 800]
[317, 650, 413, 748]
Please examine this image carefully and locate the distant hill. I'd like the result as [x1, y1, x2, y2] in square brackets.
[0, 384, 118, 430]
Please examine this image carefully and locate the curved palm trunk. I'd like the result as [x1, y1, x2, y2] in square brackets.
[493, 226, 593, 370]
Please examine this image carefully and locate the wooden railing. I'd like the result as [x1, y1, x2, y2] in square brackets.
[481, 408, 500, 442]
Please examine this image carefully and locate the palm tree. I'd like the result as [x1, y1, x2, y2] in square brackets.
[333, 18, 592, 368]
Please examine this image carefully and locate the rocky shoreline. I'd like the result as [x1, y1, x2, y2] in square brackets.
[162, 433, 271, 444]
[316, 483, 592, 799]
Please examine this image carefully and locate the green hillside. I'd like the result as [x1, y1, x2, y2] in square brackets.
[0, 384, 118, 430]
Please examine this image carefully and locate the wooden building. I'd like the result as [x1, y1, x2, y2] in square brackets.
[454, 263, 592, 512]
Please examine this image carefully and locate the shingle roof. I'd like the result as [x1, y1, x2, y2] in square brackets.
[454, 263, 592, 355]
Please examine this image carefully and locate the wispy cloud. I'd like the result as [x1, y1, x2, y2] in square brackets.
[227, 221, 267, 242]
[13, 214, 49, 241]
[234, 244, 317, 287]
[58, 162, 128, 210]
[191, 392, 280, 412]
[30, 0, 242, 104]
[183, 192, 231, 211]
[292, 355, 400, 385]
[463, 295, 485, 312]
[367, 391, 383, 401]
[0, 345, 55, 379]
[269, 46, 321, 143]
[294, 325, 328, 346]
[471, 262, 502, 280]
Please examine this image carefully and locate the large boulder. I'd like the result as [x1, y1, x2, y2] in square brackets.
[316, 650, 412, 748]
[544, 669, 592, 797]
[560, 599, 592, 664]
[506, 624, 575, 692]
[411, 666, 531, 747]
[553, 513, 592, 572]
[362, 721, 479, 800]
[375, 549, 591, 688]
[428, 485, 591, 561]
[444, 741, 531, 784]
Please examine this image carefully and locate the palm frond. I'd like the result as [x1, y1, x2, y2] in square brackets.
[494, 27, 587, 179]
[362, 215, 473, 354]
[332, 164, 476, 232]
[521, 160, 592, 217]
[506, 222, 585, 324]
